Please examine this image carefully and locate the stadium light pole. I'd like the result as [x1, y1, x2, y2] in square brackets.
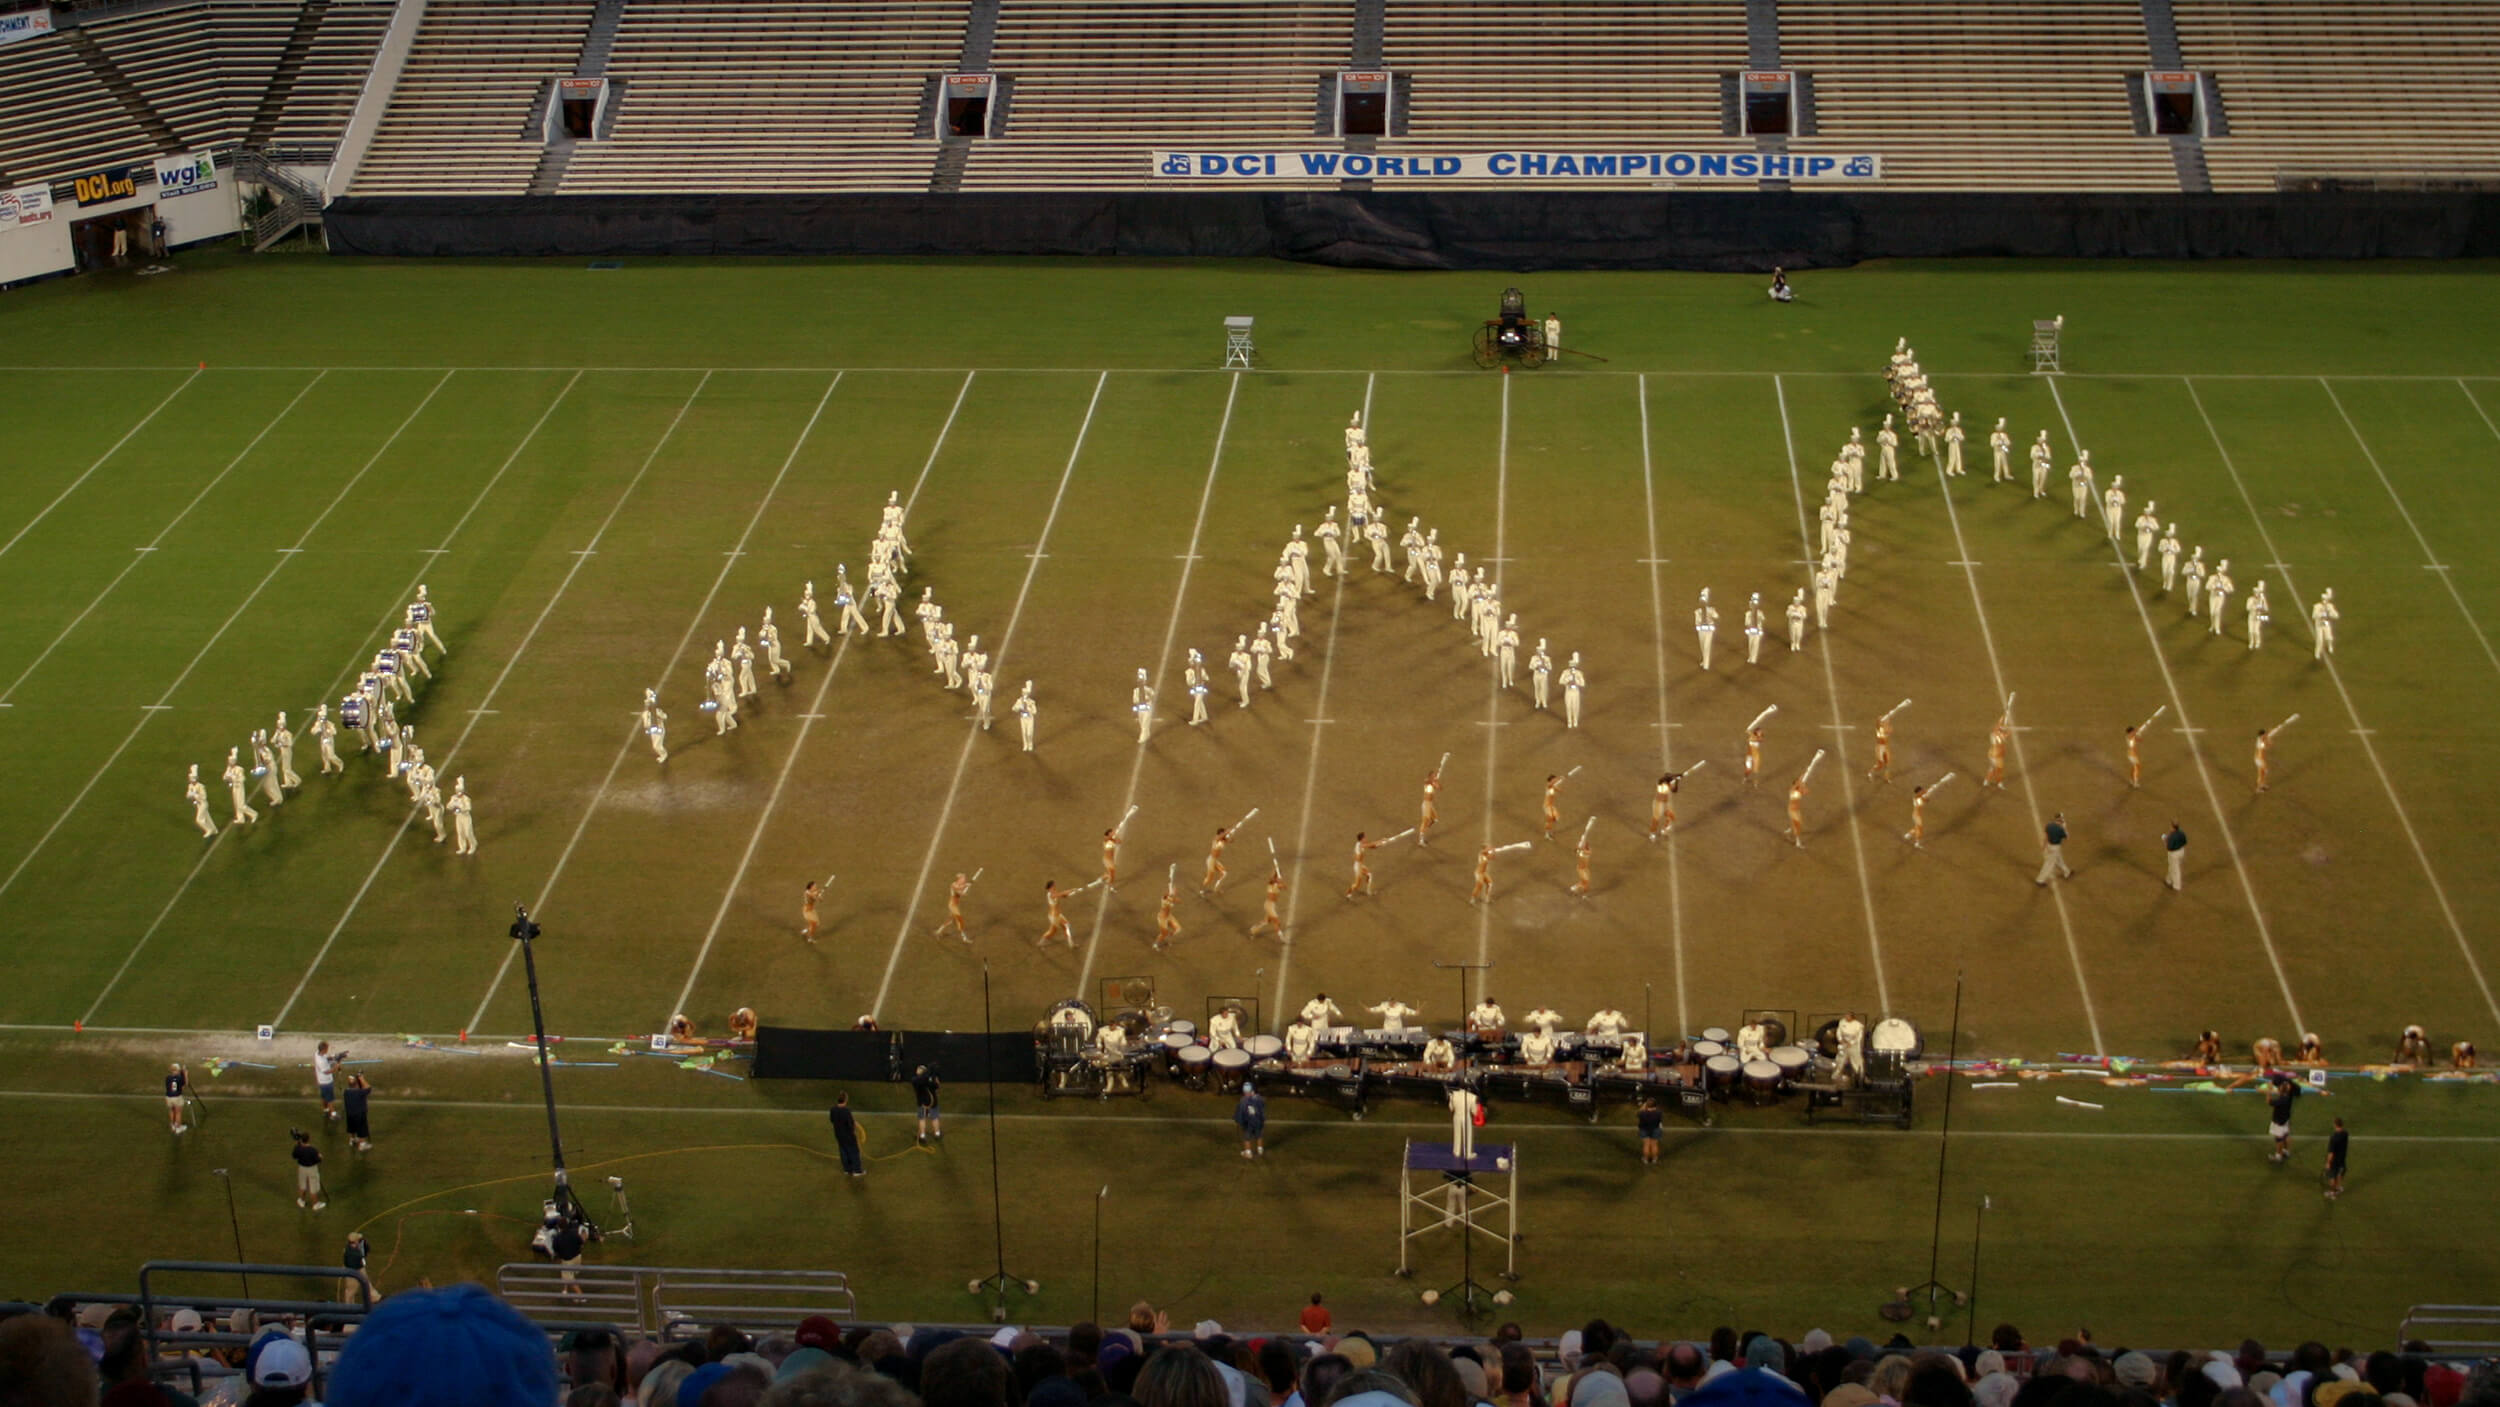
[510, 903, 573, 1213]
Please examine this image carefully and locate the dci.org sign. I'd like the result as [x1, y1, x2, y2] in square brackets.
[155, 151, 219, 199]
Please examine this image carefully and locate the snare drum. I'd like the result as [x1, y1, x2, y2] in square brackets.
[1700, 1026, 1731, 1045]
[1742, 1059, 1782, 1104]
[1770, 1045, 1811, 1085]
[1176, 1044, 1212, 1089]
[1704, 1053, 1741, 1098]
[1247, 1033, 1286, 1063]
[1212, 1046, 1253, 1092]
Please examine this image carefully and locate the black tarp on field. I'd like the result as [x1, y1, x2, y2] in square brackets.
[321, 190, 2500, 269]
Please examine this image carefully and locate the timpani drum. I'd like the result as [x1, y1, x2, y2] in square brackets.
[1246, 1034, 1286, 1063]
[1212, 1046, 1253, 1092]
[1700, 1026, 1731, 1045]
[1770, 1045, 1811, 1086]
[1176, 1044, 1213, 1089]
[1164, 1019, 1198, 1041]
[1741, 1059, 1782, 1104]
[1158, 1030, 1193, 1074]
[1704, 1053, 1741, 1099]
[1690, 1039, 1726, 1066]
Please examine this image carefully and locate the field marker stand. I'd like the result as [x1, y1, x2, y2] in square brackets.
[1223, 316, 1257, 368]
[1396, 1141, 1518, 1317]
[2029, 316, 2063, 373]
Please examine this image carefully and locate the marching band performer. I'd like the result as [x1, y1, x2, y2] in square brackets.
[185, 764, 216, 839]
[642, 689, 669, 764]
[1036, 881, 1073, 947]
[1201, 826, 1231, 894]
[1013, 682, 1038, 753]
[311, 704, 341, 774]
[409, 585, 445, 655]
[448, 777, 476, 855]
[222, 747, 257, 826]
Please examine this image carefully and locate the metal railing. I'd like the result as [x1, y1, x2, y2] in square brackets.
[495, 1263, 856, 1338]
[2400, 1305, 2500, 1356]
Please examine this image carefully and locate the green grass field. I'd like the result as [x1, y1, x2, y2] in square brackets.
[2, 249, 2496, 1345]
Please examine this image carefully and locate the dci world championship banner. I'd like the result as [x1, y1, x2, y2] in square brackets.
[1154, 149, 1882, 183]
[0, 8, 54, 48]
[155, 151, 219, 199]
[0, 182, 54, 227]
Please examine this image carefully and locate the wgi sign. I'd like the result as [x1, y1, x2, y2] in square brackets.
[155, 151, 219, 199]
[1154, 150, 1883, 182]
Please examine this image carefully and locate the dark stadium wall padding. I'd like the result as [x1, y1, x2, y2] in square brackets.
[320, 192, 2500, 269]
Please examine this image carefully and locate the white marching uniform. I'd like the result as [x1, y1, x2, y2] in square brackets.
[252, 735, 284, 807]
[2134, 506, 2161, 569]
[1230, 639, 1254, 706]
[2030, 435, 2053, 498]
[1317, 514, 1346, 577]
[759, 613, 789, 680]
[2245, 582, 2269, 650]
[2069, 456, 2095, 518]
[409, 587, 446, 655]
[448, 779, 476, 854]
[272, 716, 301, 789]
[1529, 643, 1552, 710]
[2207, 564, 2234, 636]
[1496, 620, 1520, 687]
[186, 769, 216, 839]
[223, 751, 257, 825]
[312, 708, 341, 773]
[1787, 590, 1808, 652]
[642, 691, 669, 763]
[1369, 1000, 1418, 1033]
[2159, 527, 2182, 593]
[1186, 653, 1210, 725]
[835, 576, 869, 637]
[733, 630, 759, 698]
[970, 668, 994, 727]
[1944, 416, 1966, 476]
[2184, 551, 2207, 616]
[1835, 1016, 1866, 1084]
[800, 585, 832, 646]
[1989, 422, 2012, 482]
[1365, 519, 1392, 572]
[2311, 591, 2339, 659]
[1743, 596, 1766, 664]
[1251, 633, 1274, 688]
[1132, 671, 1155, 743]
[1012, 685, 1037, 752]
[2102, 478, 2127, 541]
[1693, 592, 1719, 671]
[1560, 656, 1587, 729]
[1814, 565, 1837, 628]
[1876, 420, 1900, 481]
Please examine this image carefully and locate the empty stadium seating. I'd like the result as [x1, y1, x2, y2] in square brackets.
[956, 0, 1356, 191]
[1778, 0, 2179, 192]
[1370, 0, 1749, 189]
[560, 0, 967, 194]
[350, 1, 594, 196]
[0, 27, 152, 187]
[253, 0, 396, 154]
[2177, 1, 2500, 191]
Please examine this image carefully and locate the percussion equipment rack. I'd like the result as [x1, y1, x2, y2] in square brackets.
[1396, 1140, 1519, 1312]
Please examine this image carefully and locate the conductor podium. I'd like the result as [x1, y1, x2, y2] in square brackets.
[1396, 1140, 1519, 1315]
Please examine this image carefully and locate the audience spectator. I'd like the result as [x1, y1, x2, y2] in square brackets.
[325, 1284, 559, 1407]
[1303, 1296, 1334, 1336]
[922, 1340, 1015, 1407]
[1130, 1305, 1174, 1338]
[1294, 1354, 1359, 1407]
[1136, 1347, 1233, 1407]
[1326, 1371, 1423, 1407]
[1383, 1341, 1473, 1407]
[0, 1313, 99, 1407]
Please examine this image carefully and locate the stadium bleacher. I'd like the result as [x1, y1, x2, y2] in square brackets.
[2177, 0, 2500, 191]
[0, 24, 152, 187]
[956, 0, 1357, 191]
[250, 0, 395, 155]
[348, 0, 595, 196]
[1778, 0, 2179, 193]
[558, 0, 969, 195]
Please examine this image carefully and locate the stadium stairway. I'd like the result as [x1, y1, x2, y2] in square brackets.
[2138, 0, 2212, 192]
[1352, 0, 1385, 68]
[525, 0, 626, 194]
[241, 0, 334, 149]
[1745, 0, 1780, 68]
[63, 24, 188, 152]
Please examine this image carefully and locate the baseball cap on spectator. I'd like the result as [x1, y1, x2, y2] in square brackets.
[992, 1328, 1024, 1350]
[253, 1338, 314, 1389]
[76, 1305, 115, 1331]
[325, 1284, 561, 1407]
[1559, 1333, 1585, 1369]
[168, 1310, 203, 1333]
[1195, 1321, 1226, 1341]
[795, 1317, 842, 1351]
[1802, 1332, 1835, 1357]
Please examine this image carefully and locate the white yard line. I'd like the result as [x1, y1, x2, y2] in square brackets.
[1472, 373, 1511, 969]
[268, 373, 722, 1032]
[2046, 377, 2306, 1031]
[1073, 373, 1240, 995]
[2, 372, 329, 705]
[0, 372, 454, 910]
[1636, 376, 1691, 1041]
[83, 371, 589, 1026]
[665, 372, 979, 1024]
[2183, 378, 2500, 1028]
[1270, 374, 1373, 1019]
[1770, 377, 1892, 1013]
[1917, 395, 2108, 1057]
[0, 367, 201, 562]
[867, 373, 1108, 1018]
[2319, 378, 2500, 679]
[460, 372, 851, 1033]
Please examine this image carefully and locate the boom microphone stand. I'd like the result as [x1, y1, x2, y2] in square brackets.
[969, 961, 1036, 1321]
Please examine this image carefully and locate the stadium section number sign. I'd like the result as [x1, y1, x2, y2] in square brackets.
[1153, 150, 1881, 182]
